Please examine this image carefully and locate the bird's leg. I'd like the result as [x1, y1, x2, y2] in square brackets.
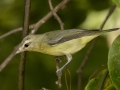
[56, 54, 72, 74]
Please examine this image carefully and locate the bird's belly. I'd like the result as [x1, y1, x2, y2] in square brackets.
[40, 38, 86, 56]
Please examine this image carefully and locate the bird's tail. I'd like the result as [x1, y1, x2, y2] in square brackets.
[83, 28, 120, 37]
[102, 28, 120, 33]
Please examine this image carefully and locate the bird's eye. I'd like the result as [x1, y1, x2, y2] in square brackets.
[24, 43, 29, 47]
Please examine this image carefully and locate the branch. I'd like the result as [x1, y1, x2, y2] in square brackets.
[0, 24, 34, 39]
[0, 27, 22, 39]
[55, 57, 62, 88]
[19, 0, 31, 90]
[76, 39, 97, 90]
[30, 0, 69, 34]
[48, 0, 64, 30]
[40, 87, 50, 90]
[76, 4, 116, 90]
[0, 46, 18, 72]
[100, 4, 116, 30]
[0, 0, 70, 72]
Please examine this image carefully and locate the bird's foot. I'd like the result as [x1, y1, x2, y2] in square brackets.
[56, 68, 63, 76]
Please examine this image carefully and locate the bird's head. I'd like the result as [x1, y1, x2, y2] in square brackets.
[16, 35, 36, 54]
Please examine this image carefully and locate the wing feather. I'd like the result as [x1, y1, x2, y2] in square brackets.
[45, 29, 100, 45]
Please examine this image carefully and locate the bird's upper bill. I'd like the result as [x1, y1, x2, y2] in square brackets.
[16, 50, 20, 54]
[15, 47, 23, 54]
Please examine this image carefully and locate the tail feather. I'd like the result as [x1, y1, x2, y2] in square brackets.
[81, 28, 120, 37]
[102, 28, 120, 33]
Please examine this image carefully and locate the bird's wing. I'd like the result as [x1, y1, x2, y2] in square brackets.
[45, 29, 100, 45]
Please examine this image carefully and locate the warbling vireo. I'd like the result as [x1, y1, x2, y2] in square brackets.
[16, 28, 119, 73]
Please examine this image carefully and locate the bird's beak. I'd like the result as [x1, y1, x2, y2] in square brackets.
[15, 48, 22, 54]
[16, 50, 20, 54]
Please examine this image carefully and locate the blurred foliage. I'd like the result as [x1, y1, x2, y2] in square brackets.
[85, 69, 116, 90]
[111, 0, 120, 8]
[0, 0, 120, 90]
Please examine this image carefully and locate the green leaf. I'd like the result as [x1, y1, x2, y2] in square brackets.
[108, 35, 120, 90]
[111, 0, 120, 7]
[85, 69, 115, 90]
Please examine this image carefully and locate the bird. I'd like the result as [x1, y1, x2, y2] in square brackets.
[16, 28, 119, 74]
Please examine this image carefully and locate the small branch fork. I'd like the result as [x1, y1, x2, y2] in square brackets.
[48, 0, 64, 30]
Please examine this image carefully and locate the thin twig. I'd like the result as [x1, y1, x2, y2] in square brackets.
[0, 24, 34, 39]
[0, 0, 70, 72]
[76, 39, 97, 90]
[76, 39, 97, 73]
[76, 4, 116, 90]
[0, 46, 18, 72]
[40, 87, 50, 90]
[48, 0, 64, 30]
[65, 70, 69, 90]
[65, 68, 72, 90]
[0, 28, 22, 39]
[100, 4, 116, 30]
[55, 57, 62, 88]
[19, 0, 31, 90]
